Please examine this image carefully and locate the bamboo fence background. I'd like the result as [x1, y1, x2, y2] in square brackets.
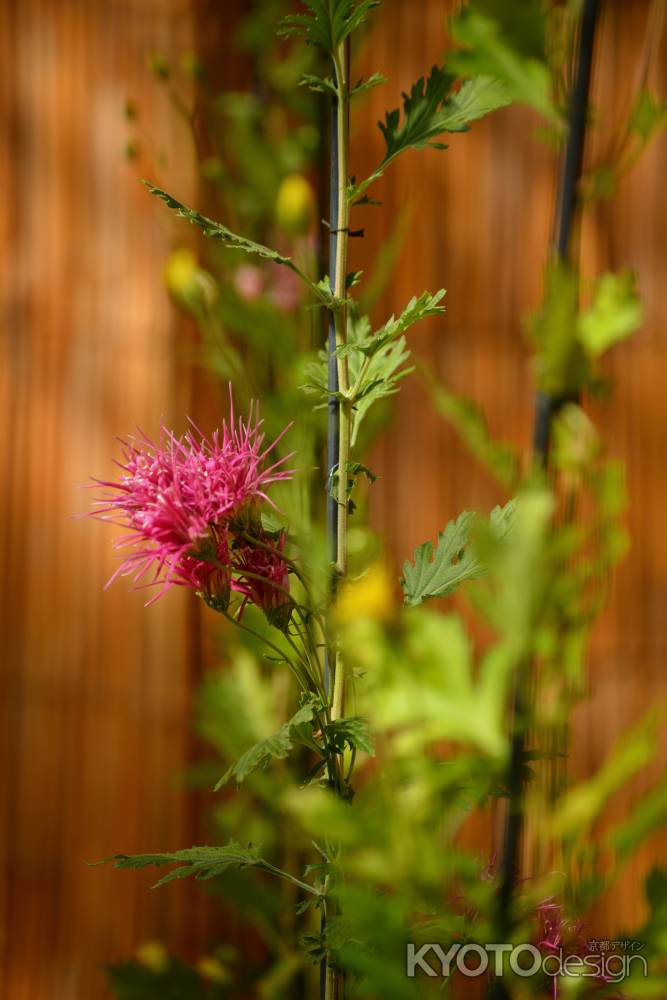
[1, 0, 665, 996]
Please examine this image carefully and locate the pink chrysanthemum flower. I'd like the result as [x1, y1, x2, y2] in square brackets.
[90, 398, 293, 606]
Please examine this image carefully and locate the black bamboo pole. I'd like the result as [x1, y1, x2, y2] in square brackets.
[491, 3, 600, 996]
[533, 0, 600, 461]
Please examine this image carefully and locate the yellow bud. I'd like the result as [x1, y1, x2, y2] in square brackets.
[135, 940, 169, 973]
[275, 174, 315, 235]
[163, 248, 216, 305]
[335, 562, 394, 625]
[196, 956, 229, 983]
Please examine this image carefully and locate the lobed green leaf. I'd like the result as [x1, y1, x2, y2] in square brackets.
[402, 500, 516, 606]
[103, 841, 263, 888]
[325, 717, 375, 755]
[144, 182, 340, 309]
[351, 68, 510, 200]
[216, 697, 321, 789]
[338, 290, 445, 362]
[279, 0, 381, 56]
[350, 72, 387, 98]
[349, 336, 412, 445]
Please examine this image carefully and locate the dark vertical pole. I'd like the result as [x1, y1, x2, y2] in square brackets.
[555, 0, 599, 263]
[532, 0, 600, 463]
[491, 3, 599, 996]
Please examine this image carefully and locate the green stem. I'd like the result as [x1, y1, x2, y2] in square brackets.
[258, 859, 321, 897]
[220, 609, 312, 695]
[283, 628, 326, 700]
[332, 44, 351, 584]
[331, 42, 351, 729]
[324, 40, 351, 1000]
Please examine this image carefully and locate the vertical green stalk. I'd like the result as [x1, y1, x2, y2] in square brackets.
[324, 41, 351, 1000]
[331, 40, 350, 730]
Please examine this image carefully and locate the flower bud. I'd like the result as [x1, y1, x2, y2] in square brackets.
[135, 941, 169, 974]
[275, 174, 315, 236]
[196, 955, 229, 983]
[233, 530, 292, 629]
[163, 248, 216, 306]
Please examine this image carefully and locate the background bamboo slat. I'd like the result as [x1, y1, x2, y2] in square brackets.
[0, 1, 216, 997]
[1, 1, 666, 997]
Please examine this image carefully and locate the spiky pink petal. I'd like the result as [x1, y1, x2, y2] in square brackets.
[89, 400, 293, 606]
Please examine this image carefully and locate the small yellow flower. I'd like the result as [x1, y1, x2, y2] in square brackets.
[335, 562, 394, 625]
[135, 940, 169, 973]
[196, 956, 229, 983]
[163, 248, 216, 305]
[275, 174, 315, 235]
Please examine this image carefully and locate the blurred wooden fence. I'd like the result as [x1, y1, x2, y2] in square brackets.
[1, 0, 666, 996]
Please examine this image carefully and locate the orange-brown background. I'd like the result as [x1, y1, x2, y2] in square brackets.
[1, 0, 665, 996]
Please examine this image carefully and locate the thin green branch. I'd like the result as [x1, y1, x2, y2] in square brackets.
[220, 609, 312, 696]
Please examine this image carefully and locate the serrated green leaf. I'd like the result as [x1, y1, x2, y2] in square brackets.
[445, 75, 513, 127]
[351, 72, 387, 98]
[311, 275, 338, 306]
[339, 290, 445, 362]
[100, 841, 320, 899]
[300, 73, 338, 96]
[350, 336, 412, 445]
[325, 717, 375, 755]
[351, 68, 510, 199]
[379, 66, 457, 152]
[401, 500, 516, 606]
[342, 294, 443, 442]
[279, 0, 380, 56]
[302, 290, 439, 441]
[300, 350, 330, 402]
[216, 697, 321, 789]
[143, 182, 339, 308]
[103, 841, 263, 888]
[301, 308, 414, 439]
[328, 461, 377, 509]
